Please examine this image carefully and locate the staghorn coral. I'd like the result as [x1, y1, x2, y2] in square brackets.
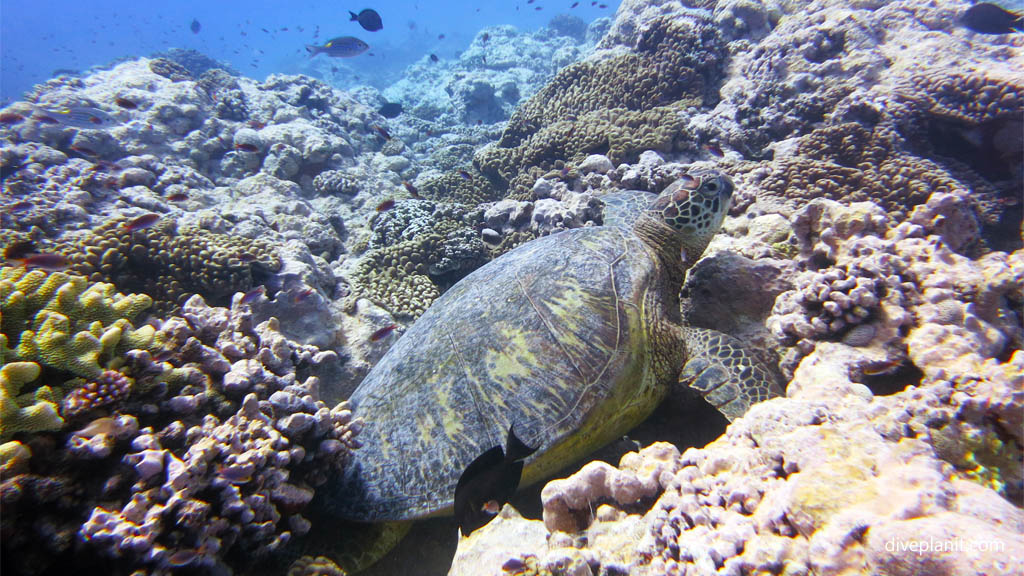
[52, 216, 280, 315]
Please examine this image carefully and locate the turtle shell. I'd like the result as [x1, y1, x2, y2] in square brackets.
[329, 224, 675, 521]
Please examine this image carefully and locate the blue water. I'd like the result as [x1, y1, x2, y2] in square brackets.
[0, 0, 620, 103]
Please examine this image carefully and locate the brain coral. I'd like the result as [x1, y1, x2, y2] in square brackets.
[53, 216, 280, 315]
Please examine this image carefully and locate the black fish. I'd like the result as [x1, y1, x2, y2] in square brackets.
[429, 53, 439, 62]
[306, 36, 370, 58]
[454, 425, 537, 536]
[350, 8, 383, 32]
[961, 2, 1023, 34]
[378, 101, 403, 118]
[190, 19, 201, 34]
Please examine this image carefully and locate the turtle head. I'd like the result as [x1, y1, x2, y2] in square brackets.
[644, 171, 733, 263]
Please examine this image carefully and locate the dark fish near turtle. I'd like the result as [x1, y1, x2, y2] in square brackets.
[378, 101, 403, 118]
[306, 36, 370, 58]
[961, 2, 1023, 34]
[350, 8, 383, 32]
[454, 425, 537, 536]
[369, 324, 398, 342]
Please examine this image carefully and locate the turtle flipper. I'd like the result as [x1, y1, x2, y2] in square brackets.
[678, 327, 783, 421]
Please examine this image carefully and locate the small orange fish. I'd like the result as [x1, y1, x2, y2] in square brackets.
[165, 192, 189, 202]
[32, 114, 60, 125]
[3, 239, 36, 260]
[0, 112, 25, 125]
[293, 287, 316, 302]
[247, 120, 266, 129]
[124, 213, 161, 231]
[240, 286, 265, 304]
[402, 180, 420, 198]
[234, 142, 260, 153]
[12, 253, 70, 271]
[69, 145, 100, 157]
[481, 500, 500, 515]
[373, 124, 391, 140]
[369, 324, 398, 342]
[862, 359, 903, 376]
[215, 463, 254, 484]
[376, 198, 396, 212]
[114, 97, 137, 110]
[703, 142, 724, 157]
[457, 169, 471, 180]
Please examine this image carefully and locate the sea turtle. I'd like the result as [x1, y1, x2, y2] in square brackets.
[315, 171, 782, 571]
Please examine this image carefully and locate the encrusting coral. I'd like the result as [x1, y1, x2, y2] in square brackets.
[473, 15, 725, 198]
[51, 216, 281, 315]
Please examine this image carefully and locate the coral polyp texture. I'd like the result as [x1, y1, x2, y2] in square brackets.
[53, 216, 281, 315]
[473, 15, 723, 197]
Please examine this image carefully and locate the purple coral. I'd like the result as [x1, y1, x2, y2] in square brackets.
[62, 370, 133, 418]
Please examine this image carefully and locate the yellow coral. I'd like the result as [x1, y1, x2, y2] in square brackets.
[0, 361, 62, 441]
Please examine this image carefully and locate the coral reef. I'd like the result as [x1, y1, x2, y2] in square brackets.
[52, 216, 280, 315]
[451, 343, 1023, 575]
[1, 294, 362, 575]
[475, 15, 724, 197]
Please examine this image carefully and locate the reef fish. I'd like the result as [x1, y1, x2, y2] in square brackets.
[378, 101, 403, 118]
[124, 213, 161, 231]
[36, 105, 117, 129]
[961, 2, 1023, 34]
[9, 253, 70, 271]
[306, 36, 370, 58]
[453, 425, 537, 536]
[190, 18, 201, 34]
[350, 8, 383, 32]
[369, 324, 398, 342]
